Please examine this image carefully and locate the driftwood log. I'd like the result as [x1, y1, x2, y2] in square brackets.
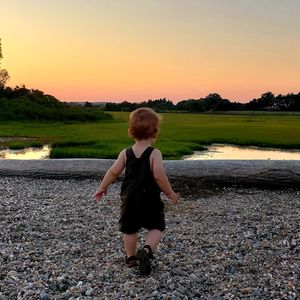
[0, 159, 299, 188]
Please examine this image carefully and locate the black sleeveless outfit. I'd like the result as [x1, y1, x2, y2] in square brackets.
[119, 146, 165, 234]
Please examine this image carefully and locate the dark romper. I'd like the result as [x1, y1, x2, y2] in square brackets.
[119, 146, 166, 234]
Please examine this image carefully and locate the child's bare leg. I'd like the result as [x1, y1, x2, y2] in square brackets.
[123, 233, 138, 257]
[136, 229, 161, 275]
[144, 229, 162, 252]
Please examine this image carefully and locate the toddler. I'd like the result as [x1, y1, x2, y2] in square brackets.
[95, 107, 179, 275]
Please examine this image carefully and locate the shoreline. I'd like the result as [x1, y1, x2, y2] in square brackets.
[0, 159, 300, 188]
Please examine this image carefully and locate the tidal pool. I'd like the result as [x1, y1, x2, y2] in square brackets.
[184, 144, 300, 160]
[0, 145, 51, 159]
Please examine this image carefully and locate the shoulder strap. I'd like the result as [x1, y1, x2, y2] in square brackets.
[126, 146, 154, 160]
[140, 146, 154, 160]
[126, 147, 136, 160]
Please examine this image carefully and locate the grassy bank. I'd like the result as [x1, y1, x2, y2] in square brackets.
[1, 112, 300, 159]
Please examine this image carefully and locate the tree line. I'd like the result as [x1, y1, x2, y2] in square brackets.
[104, 92, 300, 112]
[0, 86, 112, 121]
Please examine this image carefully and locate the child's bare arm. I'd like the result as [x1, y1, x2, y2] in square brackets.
[152, 149, 179, 204]
[95, 150, 126, 201]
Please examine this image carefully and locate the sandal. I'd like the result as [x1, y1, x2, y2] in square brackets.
[125, 255, 137, 268]
[136, 245, 153, 275]
[143, 245, 154, 259]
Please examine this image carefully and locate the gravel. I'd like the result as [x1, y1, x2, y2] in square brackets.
[0, 176, 300, 299]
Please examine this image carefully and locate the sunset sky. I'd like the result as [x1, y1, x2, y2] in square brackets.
[1, 0, 300, 103]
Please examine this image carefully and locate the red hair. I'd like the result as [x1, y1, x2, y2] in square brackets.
[128, 108, 161, 140]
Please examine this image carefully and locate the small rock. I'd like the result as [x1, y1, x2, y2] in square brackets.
[85, 288, 94, 296]
[193, 259, 202, 265]
[151, 290, 159, 297]
[189, 273, 200, 282]
[124, 281, 133, 290]
[7, 270, 19, 281]
[241, 287, 253, 295]
[26, 282, 34, 290]
[86, 273, 94, 281]
[145, 277, 159, 290]
[40, 290, 50, 300]
[76, 281, 83, 287]
[260, 239, 270, 248]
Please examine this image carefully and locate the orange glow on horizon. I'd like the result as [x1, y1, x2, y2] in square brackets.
[2, 1, 299, 103]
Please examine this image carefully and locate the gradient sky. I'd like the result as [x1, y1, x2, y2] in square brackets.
[1, 0, 300, 102]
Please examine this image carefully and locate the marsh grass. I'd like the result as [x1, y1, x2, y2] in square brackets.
[7, 140, 44, 150]
[0, 112, 300, 159]
[6, 142, 27, 150]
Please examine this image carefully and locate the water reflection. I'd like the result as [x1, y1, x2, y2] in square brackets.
[1, 143, 300, 160]
[184, 144, 300, 160]
[0, 145, 50, 159]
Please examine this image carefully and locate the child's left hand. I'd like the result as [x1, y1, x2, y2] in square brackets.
[94, 188, 107, 201]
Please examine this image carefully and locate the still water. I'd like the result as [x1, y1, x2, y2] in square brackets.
[0, 145, 50, 159]
[1, 144, 300, 160]
[184, 144, 300, 160]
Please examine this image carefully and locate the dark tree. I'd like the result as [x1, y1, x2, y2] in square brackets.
[246, 92, 275, 110]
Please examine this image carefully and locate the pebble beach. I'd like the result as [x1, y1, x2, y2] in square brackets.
[0, 176, 300, 299]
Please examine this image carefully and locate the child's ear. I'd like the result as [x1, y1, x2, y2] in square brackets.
[152, 131, 158, 138]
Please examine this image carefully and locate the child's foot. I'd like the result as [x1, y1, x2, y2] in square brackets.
[136, 245, 153, 275]
[125, 255, 137, 268]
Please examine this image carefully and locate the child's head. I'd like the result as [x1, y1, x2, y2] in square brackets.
[128, 107, 161, 140]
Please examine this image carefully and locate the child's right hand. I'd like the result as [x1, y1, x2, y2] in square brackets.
[94, 188, 107, 201]
[167, 191, 180, 204]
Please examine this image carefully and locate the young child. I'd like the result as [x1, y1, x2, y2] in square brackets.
[95, 107, 179, 275]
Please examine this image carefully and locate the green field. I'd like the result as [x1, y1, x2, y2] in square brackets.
[1, 112, 300, 159]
